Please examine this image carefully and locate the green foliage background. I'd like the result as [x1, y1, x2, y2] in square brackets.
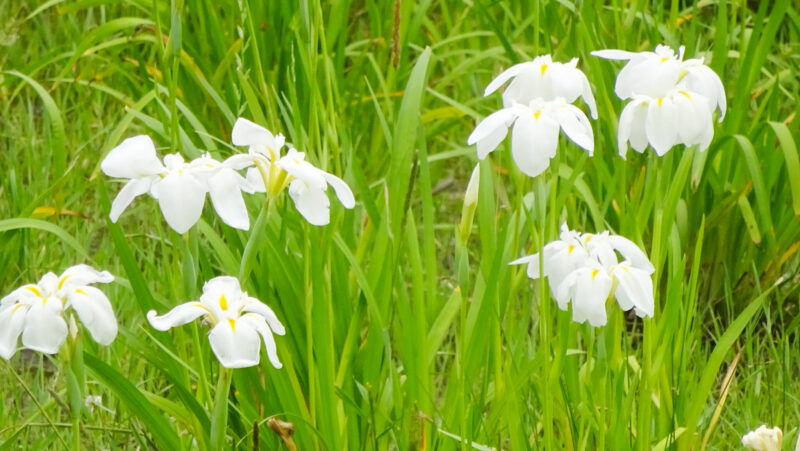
[1, 0, 799, 449]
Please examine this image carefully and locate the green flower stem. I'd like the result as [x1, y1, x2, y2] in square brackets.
[64, 327, 85, 450]
[210, 366, 233, 450]
[535, 176, 554, 448]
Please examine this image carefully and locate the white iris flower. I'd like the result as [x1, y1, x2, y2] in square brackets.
[741, 425, 783, 451]
[229, 118, 355, 226]
[592, 44, 726, 157]
[102, 135, 255, 233]
[511, 224, 654, 327]
[468, 54, 596, 178]
[483, 54, 598, 117]
[467, 99, 594, 177]
[0, 265, 117, 359]
[147, 276, 285, 369]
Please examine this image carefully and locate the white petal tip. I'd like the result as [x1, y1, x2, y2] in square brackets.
[508, 257, 528, 266]
[146, 310, 168, 330]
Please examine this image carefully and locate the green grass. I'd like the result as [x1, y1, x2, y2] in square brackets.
[1, 0, 799, 449]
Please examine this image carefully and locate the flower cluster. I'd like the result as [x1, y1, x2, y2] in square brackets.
[0, 265, 117, 359]
[592, 45, 726, 157]
[103, 117, 355, 233]
[467, 55, 596, 177]
[511, 224, 655, 327]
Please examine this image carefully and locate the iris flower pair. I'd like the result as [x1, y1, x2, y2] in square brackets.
[593, 45, 726, 157]
[102, 118, 355, 233]
[469, 45, 726, 177]
[511, 224, 655, 327]
[0, 266, 285, 370]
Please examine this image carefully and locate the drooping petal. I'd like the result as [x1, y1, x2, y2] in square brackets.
[147, 302, 212, 331]
[556, 104, 594, 153]
[466, 108, 518, 159]
[617, 98, 649, 157]
[683, 64, 726, 120]
[509, 253, 541, 279]
[240, 314, 282, 368]
[608, 235, 655, 273]
[612, 265, 654, 318]
[109, 177, 155, 222]
[674, 90, 714, 151]
[21, 299, 67, 354]
[510, 109, 559, 177]
[673, 91, 701, 145]
[628, 101, 650, 153]
[67, 286, 118, 345]
[287, 180, 330, 226]
[152, 172, 208, 234]
[577, 69, 598, 119]
[321, 172, 355, 209]
[208, 318, 261, 368]
[101, 135, 165, 179]
[0, 304, 27, 359]
[645, 97, 679, 156]
[479, 124, 510, 159]
[570, 267, 613, 327]
[207, 168, 251, 230]
[555, 269, 579, 311]
[243, 298, 286, 335]
[696, 103, 715, 151]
